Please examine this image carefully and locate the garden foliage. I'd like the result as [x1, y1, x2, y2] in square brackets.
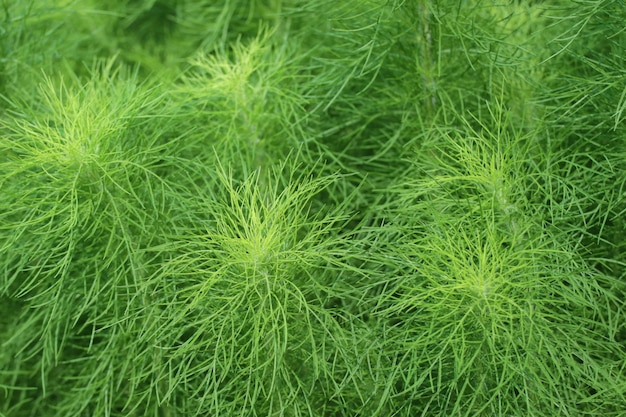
[1, 0, 625, 416]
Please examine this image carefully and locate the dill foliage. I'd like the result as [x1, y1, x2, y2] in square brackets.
[1, 1, 625, 416]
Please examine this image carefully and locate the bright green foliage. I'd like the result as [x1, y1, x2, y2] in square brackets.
[1, 1, 625, 416]
[137, 163, 362, 416]
[375, 103, 625, 415]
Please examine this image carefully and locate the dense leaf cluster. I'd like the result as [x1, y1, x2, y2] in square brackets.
[1, 1, 625, 416]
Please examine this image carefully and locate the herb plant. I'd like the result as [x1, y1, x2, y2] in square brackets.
[1, 1, 625, 416]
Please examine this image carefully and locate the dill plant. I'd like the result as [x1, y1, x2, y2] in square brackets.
[134, 162, 366, 416]
[0, 58, 179, 416]
[374, 103, 625, 415]
[171, 28, 310, 176]
[1, 0, 626, 416]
